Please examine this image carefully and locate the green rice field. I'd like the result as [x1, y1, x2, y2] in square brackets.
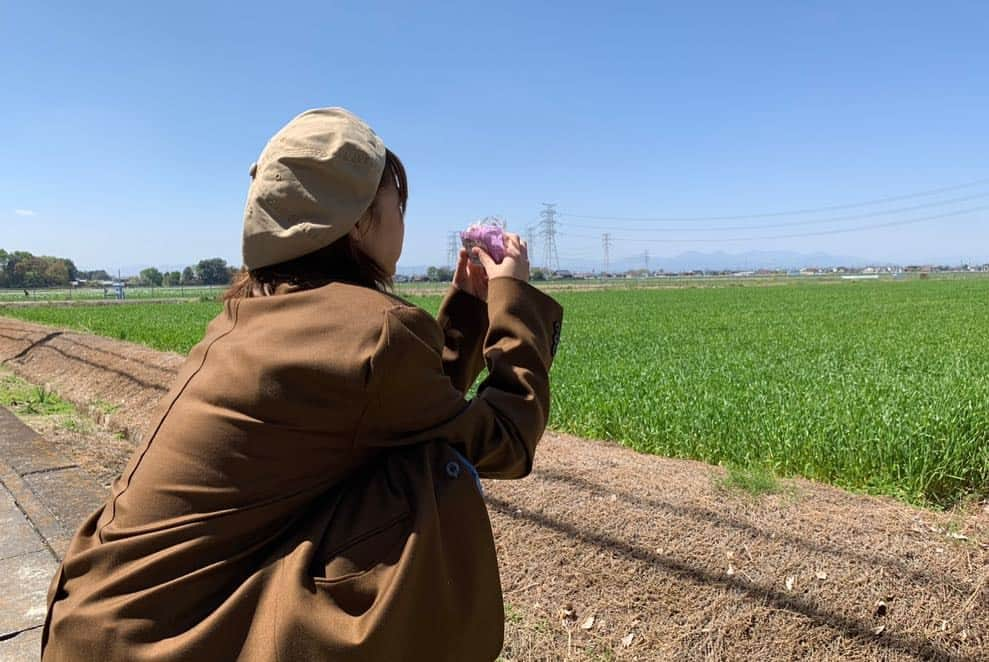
[3, 278, 987, 507]
[0, 285, 222, 302]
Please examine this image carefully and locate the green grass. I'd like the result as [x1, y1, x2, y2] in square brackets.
[0, 285, 223, 302]
[503, 602, 524, 625]
[546, 279, 989, 507]
[717, 464, 783, 497]
[0, 368, 99, 435]
[0, 301, 221, 353]
[3, 278, 988, 507]
[91, 399, 120, 415]
[0, 370, 75, 416]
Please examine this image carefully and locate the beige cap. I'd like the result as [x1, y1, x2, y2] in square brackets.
[241, 107, 387, 270]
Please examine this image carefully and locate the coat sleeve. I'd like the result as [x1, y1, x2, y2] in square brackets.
[435, 285, 489, 393]
[358, 277, 564, 479]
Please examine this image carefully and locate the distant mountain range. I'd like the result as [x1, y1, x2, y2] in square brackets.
[590, 250, 875, 273]
[506, 250, 865, 274]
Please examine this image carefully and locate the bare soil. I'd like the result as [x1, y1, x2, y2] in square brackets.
[1, 317, 986, 661]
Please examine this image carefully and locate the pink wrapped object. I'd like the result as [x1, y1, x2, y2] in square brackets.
[460, 220, 506, 264]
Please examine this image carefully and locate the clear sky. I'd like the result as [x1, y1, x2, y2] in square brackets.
[2, 1, 987, 273]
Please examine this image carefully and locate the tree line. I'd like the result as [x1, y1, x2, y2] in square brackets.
[0, 249, 236, 288]
[0, 249, 79, 288]
[2, 248, 559, 290]
[137, 259, 235, 287]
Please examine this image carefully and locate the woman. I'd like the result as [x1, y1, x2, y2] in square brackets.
[42, 108, 564, 661]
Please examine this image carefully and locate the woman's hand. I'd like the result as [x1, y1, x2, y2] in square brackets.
[473, 232, 530, 283]
[453, 248, 489, 301]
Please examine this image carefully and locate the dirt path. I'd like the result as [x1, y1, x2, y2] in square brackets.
[1, 317, 985, 660]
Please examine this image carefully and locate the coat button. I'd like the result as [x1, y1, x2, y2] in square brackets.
[445, 461, 461, 478]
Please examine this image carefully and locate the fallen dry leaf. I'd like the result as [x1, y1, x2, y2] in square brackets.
[580, 615, 595, 630]
[815, 570, 828, 581]
[873, 624, 886, 636]
[621, 633, 635, 648]
[948, 532, 969, 540]
[727, 563, 736, 577]
[785, 576, 795, 591]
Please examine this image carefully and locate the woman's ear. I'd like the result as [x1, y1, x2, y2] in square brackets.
[350, 207, 376, 241]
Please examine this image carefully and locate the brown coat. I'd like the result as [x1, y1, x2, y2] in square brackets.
[42, 277, 563, 662]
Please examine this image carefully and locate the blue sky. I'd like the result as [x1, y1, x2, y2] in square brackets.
[2, 1, 987, 273]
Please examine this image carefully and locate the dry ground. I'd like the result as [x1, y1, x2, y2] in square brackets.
[1, 317, 986, 661]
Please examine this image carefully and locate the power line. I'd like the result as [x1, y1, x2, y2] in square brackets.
[525, 225, 537, 258]
[447, 232, 460, 268]
[558, 176, 989, 222]
[557, 205, 987, 243]
[561, 191, 989, 232]
[539, 203, 560, 272]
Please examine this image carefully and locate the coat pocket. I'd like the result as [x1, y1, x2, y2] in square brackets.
[273, 443, 504, 660]
[310, 511, 410, 617]
[311, 511, 410, 583]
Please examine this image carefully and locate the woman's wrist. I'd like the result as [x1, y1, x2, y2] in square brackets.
[452, 282, 484, 301]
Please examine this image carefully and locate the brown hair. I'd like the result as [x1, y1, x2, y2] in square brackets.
[225, 149, 408, 300]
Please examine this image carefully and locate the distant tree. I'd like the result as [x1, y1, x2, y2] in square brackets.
[78, 269, 112, 282]
[63, 258, 78, 281]
[181, 266, 197, 285]
[0, 251, 76, 287]
[13, 254, 47, 287]
[530, 268, 548, 281]
[425, 266, 453, 282]
[196, 258, 231, 285]
[44, 260, 71, 285]
[162, 271, 181, 287]
[4, 252, 25, 287]
[139, 267, 164, 287]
